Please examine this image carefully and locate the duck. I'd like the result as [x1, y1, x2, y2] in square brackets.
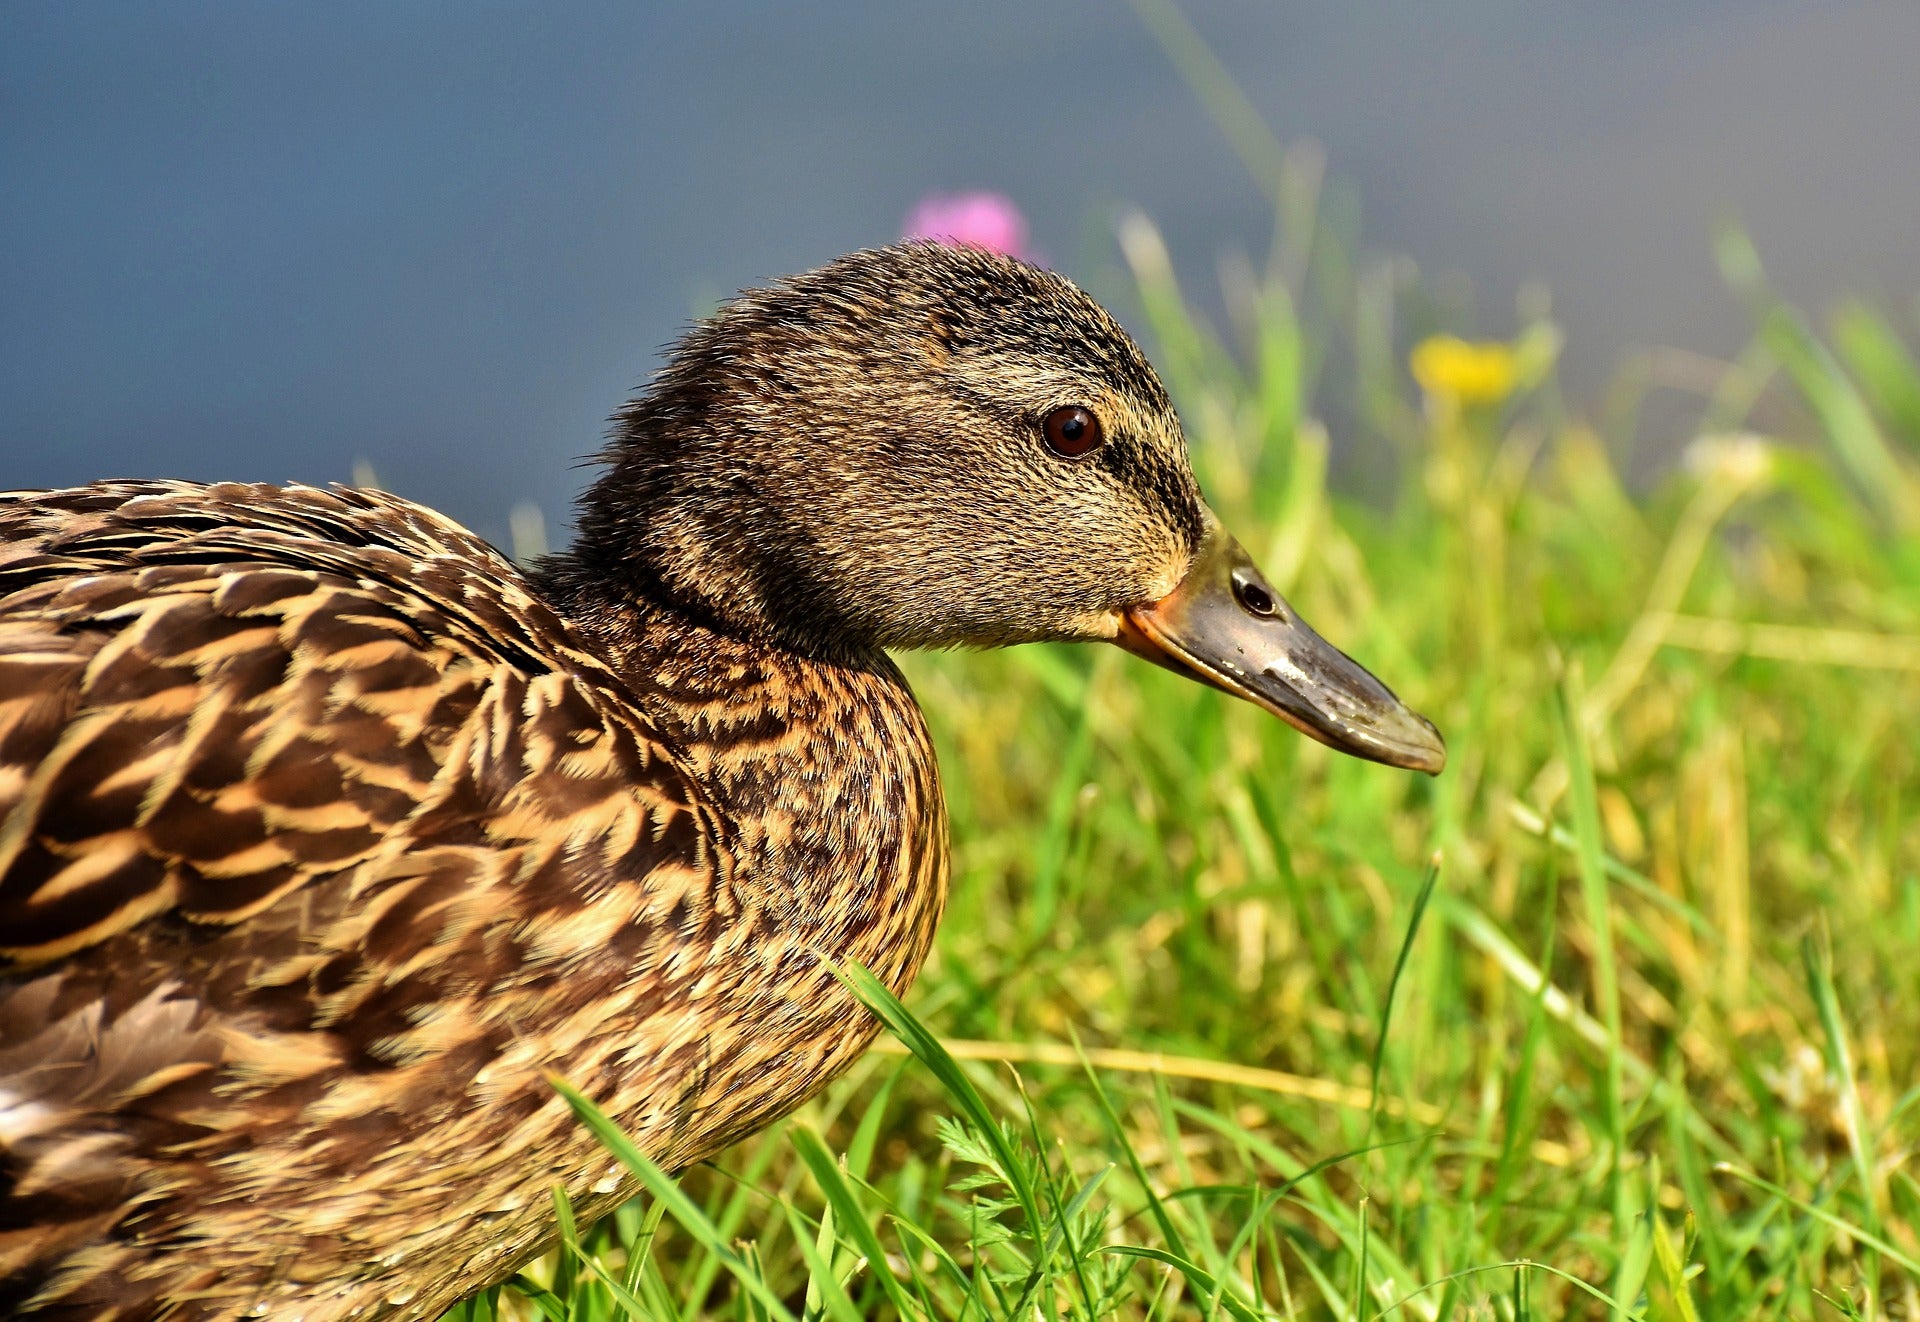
[0, 242, 1444, 1320]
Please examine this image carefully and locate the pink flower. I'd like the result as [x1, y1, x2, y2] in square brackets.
[903, 191, 1031, 260]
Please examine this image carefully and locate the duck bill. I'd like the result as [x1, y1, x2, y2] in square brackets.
[1113, 514, 1447, 774]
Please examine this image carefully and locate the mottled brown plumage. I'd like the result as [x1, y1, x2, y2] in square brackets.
[0, 243, 1440, 1319]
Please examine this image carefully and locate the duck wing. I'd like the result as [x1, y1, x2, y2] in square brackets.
[0, 481, 709, 1316]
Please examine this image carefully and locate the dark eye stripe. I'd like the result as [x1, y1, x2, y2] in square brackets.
[1098, 435, 1205, 545]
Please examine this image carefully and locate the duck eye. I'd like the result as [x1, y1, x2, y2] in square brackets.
[1042, 405, 1105, 459]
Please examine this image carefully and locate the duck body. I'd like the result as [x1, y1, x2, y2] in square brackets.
[0, 243, 1441, 1319]
[0, 481, 946, 1318]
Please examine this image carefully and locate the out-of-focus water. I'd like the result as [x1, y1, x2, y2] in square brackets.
[4, 2, 1915, 543]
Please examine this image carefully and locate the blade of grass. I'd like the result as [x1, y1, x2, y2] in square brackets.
[1559, 675, 1631, 1317]
[1072, 1027, 1195, 1263]
[1373, 1260, 1649, 1319]
[1099, 1245, 1265, 1322]
[551, 1079, 800, 1322]
[1802, 929, 1884, 1308]
[1648, 1199, 1702, 1322]
[829, 959, 1046, 1241]
[549, 1184, 580, 1305]
[1712, 1166, 1920, 1276]
[790, 1125, 923, 1321]
[781, 1203, 864, 1322]
[1367, 853, 1442, 1146]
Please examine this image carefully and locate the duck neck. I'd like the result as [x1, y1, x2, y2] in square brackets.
[532, 555, 950, 992]
[559, 391, 880, 662]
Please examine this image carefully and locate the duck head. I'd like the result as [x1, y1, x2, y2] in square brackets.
[573, 243, 1444, 774]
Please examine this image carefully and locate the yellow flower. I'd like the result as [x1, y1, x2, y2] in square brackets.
[1410, 335, 1518, 406]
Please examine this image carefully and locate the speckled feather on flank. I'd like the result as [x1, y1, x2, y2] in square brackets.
[0, 243, 1205, 1319]
[0, 481, 947, 1319]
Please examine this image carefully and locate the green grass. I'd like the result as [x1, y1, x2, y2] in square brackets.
[444, 83, 1920, 1322]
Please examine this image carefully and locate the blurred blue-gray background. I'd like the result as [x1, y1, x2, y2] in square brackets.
[5, 2, 1916, 548]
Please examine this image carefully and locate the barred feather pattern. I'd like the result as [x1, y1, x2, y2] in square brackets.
[0, 482, 948, 1320]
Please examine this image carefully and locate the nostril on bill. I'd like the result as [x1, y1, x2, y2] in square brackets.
[1231, 571, 1280, 619]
